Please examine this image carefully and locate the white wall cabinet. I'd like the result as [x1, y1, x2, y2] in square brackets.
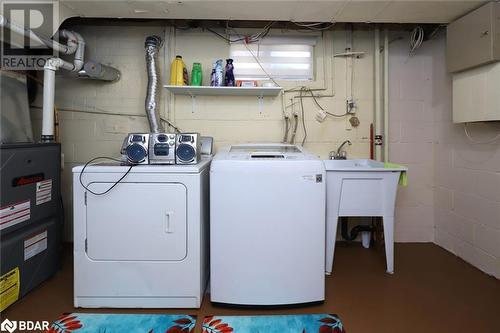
[447, 2, 500, 73]
[452, 62, 500, 123]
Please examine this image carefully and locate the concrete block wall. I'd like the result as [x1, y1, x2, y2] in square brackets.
[30, 25, 165, 239]
[170, 28, 374, 158]
[389, 31, 500, 278]
[29, 22, 499, 279]
[31, 24, 378, 240]
[433, 102, 500, 277]
[388, 33, 437, 243]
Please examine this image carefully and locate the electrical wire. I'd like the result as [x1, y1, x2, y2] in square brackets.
[30, 105, 182, 133]
[291, 21, 335, 31]
[241, 40, 280, 87]
[161, 117, 182, 133]
[409, 26, 424, 56]
[17, 69, 184, 134]
[464, 123, 500, 144]
[216, 23, 279, 87]
[296, 87, 348, 118]
[205, 27, 246, 43]
[79, 157, 134, 196]
[206, 21, 275, 44]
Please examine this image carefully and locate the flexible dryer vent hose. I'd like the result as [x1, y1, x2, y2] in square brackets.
[144, 35, 164, 133]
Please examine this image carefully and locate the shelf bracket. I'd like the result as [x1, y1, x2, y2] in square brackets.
[191, 95, 196, 113]
[258, 94, 264, 114]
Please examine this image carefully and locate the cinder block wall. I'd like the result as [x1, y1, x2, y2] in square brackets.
[432, 59, 500, 278]
[388, 32, 437, 243]
[29, 22, 499, 278]
[389, 32, 500, 278]
[31, 24, 378, 241]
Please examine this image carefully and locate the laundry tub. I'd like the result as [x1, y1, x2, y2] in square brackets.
[324, 159, 407, 275]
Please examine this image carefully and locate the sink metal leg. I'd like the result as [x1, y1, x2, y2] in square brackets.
[325, 216, 339, 275]
[383, 215, 394, 274]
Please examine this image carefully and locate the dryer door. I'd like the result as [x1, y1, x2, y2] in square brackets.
[85, 182, 187, 261]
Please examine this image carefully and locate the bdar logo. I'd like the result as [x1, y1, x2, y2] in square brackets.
[0, 319, 17, 333]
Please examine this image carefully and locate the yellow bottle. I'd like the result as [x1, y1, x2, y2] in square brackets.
[170, 55, 185, 86]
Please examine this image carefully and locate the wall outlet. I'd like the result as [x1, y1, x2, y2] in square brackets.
[315, 110, 327, 122]
[346, 98, 357, 114]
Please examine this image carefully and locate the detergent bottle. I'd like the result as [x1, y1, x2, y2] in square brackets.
[182, 63, 189, 86]
[214, 59, 223, 87]
[190, 62, 202, 86]
[224, 58, 235, 86]
[210, 68, 216, 86]
[170, 55, 185, 85]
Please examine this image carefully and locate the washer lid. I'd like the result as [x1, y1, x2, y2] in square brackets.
[229, 145, 301, 153]
[214, 143, 319, 161]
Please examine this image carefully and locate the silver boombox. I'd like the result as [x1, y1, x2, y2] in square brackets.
[121, 133, 204, 165]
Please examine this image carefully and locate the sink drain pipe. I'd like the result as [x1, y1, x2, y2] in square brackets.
[340, 217, 376, 245]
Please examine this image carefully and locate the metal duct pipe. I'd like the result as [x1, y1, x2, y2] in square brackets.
[144, 35, 164, 133]
[78, 61, 121, 82]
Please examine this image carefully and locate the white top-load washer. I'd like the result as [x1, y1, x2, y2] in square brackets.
[210, 144, 326, 306]
[72, 158, 210, 308]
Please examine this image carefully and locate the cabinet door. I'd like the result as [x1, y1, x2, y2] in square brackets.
[86, 182, 187, 261]
[447, 3, 499, 72]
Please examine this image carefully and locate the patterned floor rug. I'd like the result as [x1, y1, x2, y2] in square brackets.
[201, 314, 346, 333]
[47, 313, 196, 333]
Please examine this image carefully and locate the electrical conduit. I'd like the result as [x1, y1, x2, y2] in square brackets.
[374, 27, 382, 161]
[383, 29, 389, 162]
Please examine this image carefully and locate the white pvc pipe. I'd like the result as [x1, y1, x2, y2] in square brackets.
[71, 31, 85, 69]
[2, 14, 87, 142]
[42, 67, 56, 141]
[41, 40, 85, 142]
[383, 29, 389, 162]
[374, 27, 382, 161]
[0, 15, 75, 54]
[346, 27, 353, 103]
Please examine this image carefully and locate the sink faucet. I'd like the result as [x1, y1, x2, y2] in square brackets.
[329, 140, 352, 160]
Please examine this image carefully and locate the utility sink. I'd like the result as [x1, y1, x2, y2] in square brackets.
[323, 159, 407, 275]
[324, 159, 402, 171]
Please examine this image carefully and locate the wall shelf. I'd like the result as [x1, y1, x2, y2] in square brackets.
[164, 85, 282, 97]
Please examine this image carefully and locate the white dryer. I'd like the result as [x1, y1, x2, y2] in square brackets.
[210, 144, 326, 306]
[72, 158, 210, 308]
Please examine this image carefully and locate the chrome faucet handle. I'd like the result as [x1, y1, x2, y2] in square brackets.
[328, 151, 336, 160]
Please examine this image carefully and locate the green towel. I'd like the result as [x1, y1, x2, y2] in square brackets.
[384, 162, 408, 186]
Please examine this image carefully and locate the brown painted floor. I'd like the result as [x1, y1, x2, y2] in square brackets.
[2, 243, 499, 333]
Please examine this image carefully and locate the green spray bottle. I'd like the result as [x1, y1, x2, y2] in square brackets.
[190, 63, 202, 86]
